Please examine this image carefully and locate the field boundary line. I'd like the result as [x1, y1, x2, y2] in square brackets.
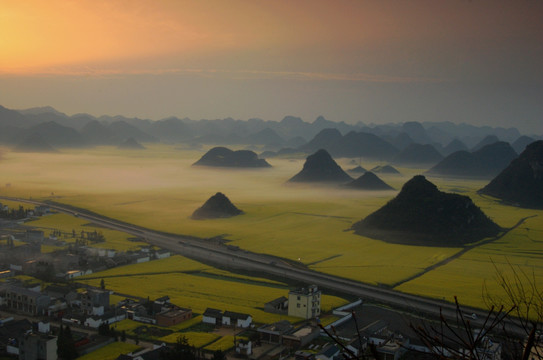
[390, 214, 538, 289]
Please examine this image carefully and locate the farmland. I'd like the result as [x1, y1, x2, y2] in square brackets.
[0, 144, 541, 312]
[78, 257, 346, 324]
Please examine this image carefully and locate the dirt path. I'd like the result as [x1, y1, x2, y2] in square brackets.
[391, 214, 538, 289]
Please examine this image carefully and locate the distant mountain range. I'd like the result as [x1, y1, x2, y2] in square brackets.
[427, 142, 518, 178]
[1, 104, 541, 159]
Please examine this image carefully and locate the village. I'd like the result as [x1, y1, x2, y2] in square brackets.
[0, 202, 505, 360]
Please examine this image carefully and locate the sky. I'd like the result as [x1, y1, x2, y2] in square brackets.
[0, 0, 542, 133]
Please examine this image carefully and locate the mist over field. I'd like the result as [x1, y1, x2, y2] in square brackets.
[1, 144, 541, 311]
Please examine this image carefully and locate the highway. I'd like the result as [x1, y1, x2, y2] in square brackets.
[0, 196, 528, 337]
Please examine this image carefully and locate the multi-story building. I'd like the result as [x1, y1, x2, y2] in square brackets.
[0, 285, 50, 316]
[288, 285, 321, 319]
[18, 332, 57, 360]
[80, 288, 109, 315]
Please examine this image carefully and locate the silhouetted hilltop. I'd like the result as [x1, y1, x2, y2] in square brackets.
[392, 143, 443, 166]
[299, 128, 343, 153]
[478, 140, 543, 209]
[328, 131, 399, 159]
[402, 121, 432, 144]
[472, 135, 499, 151]
[193, 147, 271, 167]
[13, 134, 57, 153]
[428, 141, 517, 178]
[149, 117, 193, 142]
[81, 120, 120, 145]
[370, 165, 400, 174]
[118, 137, 146, 150]
[191, 192, 243, 219]
[348, 165, 367, 173]
[442, 138, 468, 156]
[299, 129, 399, 160]
[389, 132, 415, 151]
[346, 172, 394, 190]
[352, 175, 501, 246]
[26, 121, 87, 148]
[109, 121, 157, 143]
[512, 135, 535, 154]
[288, 149, 353, 183]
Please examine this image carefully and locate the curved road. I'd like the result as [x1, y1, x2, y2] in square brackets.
[1, 196, 528, 336]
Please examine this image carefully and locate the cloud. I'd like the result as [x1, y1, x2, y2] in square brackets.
[1, 66, 447, 84]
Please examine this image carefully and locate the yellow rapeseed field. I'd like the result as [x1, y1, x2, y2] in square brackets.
[1, 145, 541, 312]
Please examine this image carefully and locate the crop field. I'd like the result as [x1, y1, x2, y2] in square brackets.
[84, 255, 285, 287]
[25, 213, 147, 251]
[80, 257, 347, 324]
[76, 342, 140, 360]
[1, 145, 541, 311]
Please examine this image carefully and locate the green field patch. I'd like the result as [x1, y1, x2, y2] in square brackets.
[80, 271, 346, 324]
[26, 213, 146, 251]
[76, 342, 140, 360]
[204, 335, 243, 352]
[159, 332, 219, 348]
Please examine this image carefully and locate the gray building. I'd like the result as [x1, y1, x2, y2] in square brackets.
[0, 285, 50, 316]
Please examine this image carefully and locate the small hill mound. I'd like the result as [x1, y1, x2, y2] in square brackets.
[288, 149, 353, 184]
[13, 134, 58, 153]
[370, 165, 400, 174]
[118, 137, 145, 150]
[392, 143, 443, 166]
[348, 165, 367, 173]
[346, 172, 394, 190]
[191, 192, 243, 220]
[428, 142, 517, 178]
[352, 175, 501, 246]
[193, 147, 271, 167]
[478, 140, 543, 209]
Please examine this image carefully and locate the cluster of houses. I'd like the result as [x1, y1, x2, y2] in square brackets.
[0, 280, 506, 360]
[0, 318, 58, 360]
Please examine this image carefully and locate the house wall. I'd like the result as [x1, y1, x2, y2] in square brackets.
[202, 315, 218, 325]
[156, 310, 192, 327]
[237, 317, 252, 328]
[288, 288, 321, 319]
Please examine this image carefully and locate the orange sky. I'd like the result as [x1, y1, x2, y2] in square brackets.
[0, 0, 542, 132]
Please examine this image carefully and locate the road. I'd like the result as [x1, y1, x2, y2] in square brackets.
[0, 196, 529, 337]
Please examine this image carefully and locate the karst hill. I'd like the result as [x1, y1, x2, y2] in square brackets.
[193, 147, 271, 168]
[118, 137, 146, 150]
[352, 175, 501, 246]
[191, 192, 243, 220]
[479, 140, 543, 209]
[288, 149, 353, 184]
[428, 141, 517, 178]
[346, 172, 394, 190]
